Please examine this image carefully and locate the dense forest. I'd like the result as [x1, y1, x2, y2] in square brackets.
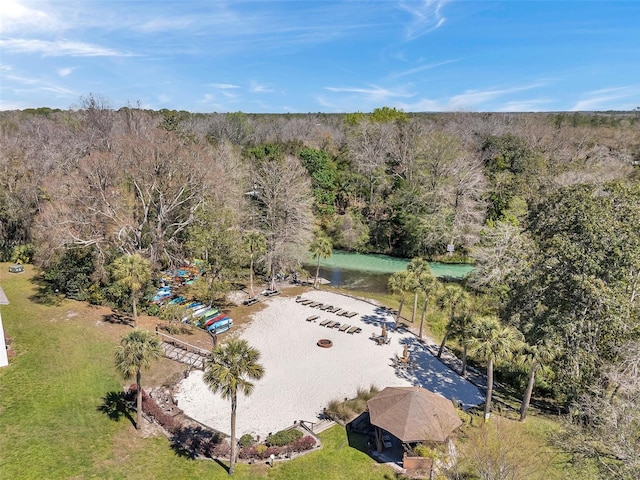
[2, 96, 639, 477]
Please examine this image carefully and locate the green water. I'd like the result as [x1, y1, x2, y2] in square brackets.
[304, 250, 474, 293]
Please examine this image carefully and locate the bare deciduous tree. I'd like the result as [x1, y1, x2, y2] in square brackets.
[250, 154, 313, 280]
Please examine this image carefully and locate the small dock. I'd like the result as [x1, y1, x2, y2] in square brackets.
[155, 329, 210, 370]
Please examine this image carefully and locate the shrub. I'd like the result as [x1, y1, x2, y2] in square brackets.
[143, 398, 181, 434]
[210, 441, 231, 458]
[265, 428, 303, 447]
[255, 444, 268, 457]
[413, 444, 437, 458]
[239, 433, 255, 447]
[287, 435, 316, 453]
[264, 446, 281, 459]
[158, 321, 188, 335]
[238, 446, 257, 459]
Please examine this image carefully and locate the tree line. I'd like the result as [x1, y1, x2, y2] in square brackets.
[2, 95, 639, 477]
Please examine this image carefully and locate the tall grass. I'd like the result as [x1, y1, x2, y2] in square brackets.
[325, 385, 380, 423]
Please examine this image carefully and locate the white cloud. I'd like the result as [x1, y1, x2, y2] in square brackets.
[391, 58, 460, 79]
[399, 0, 447, 40]
[325, 85, 413, 102]
[250, 81, 273, 94]
[208, 83, 240, 90]
[57, 67, 75, 77]
[0, 38, 137, 57]
[570, 85, 640, 111]
[0, 0, 60, 34]
[446, 83, 545, 110]
[497, 99, 552, 112]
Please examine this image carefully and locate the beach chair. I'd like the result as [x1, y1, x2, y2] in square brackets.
[336, 309, 348, 316]
[347, 326, 359, 334]
[319, 319, 331, 327]
[326, 321, 338, 328]
[332, 322, 341, 329]
[315, 303, 325, 309]
[327, 306, 340, 313]
[301, 299, 314, 305]
[345, 311, 358, 318]
[295, 296, 306, 303]
[319, 304, 331, 311]
[338, 324, 350, 332]
[306, 315, 319, 322]
[309, 302, 321, 308]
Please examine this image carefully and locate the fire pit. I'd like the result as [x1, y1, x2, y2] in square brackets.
[317, 339, 333, 348]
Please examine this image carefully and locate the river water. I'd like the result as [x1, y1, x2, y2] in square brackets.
[303, 251, 474, 294]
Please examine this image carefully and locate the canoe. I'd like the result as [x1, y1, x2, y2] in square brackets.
[182, 304, 211, 323]
[207, 317, 233, 334]
[203, 312, 227, 327]
[194, 309, 221, 326]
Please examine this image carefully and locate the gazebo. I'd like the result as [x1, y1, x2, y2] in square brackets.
[367, 386, 462, 451]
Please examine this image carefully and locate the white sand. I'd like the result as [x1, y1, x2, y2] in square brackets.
[175, 290, 483, 439]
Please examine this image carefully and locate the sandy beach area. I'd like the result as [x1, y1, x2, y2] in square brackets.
[175, 290, 483, 439]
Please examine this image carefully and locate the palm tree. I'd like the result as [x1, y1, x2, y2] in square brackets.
[449, 312, 476, 376]
[243, 231, 266, 297]
[310, 233, 332, 288]
[114, 329, 163, 430]
[416, 270, 438, 340]
[111, 253, 152, 328]
[468, 316, 523, 421]
[407, 258, 430, 324]
[204, 339, 265, 475]
[519, 339, 556, 422]
[436, 285, 470, 358]
[387, 270, 417, 323]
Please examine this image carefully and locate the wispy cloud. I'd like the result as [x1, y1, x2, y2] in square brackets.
[497, 99, 552, 112]
[250, 81, 273, 94]
[391, 58, 460, 79]
[446, 83, 545, 110]
[399, 0, 447, 40]
[317, 84, 416, 112]
[325, 85, 413, 101]
[208, 83, 240, 90]
[0, 0, 61, 34]
[0, 38, 137, 57]
[57, 67, 76, 77]
[570, 85, 640, 111]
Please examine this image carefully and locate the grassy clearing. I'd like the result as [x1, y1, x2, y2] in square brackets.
[269, 425, 395, 480]
[0, 267, 577, 479]
[0, 265, 397, 479]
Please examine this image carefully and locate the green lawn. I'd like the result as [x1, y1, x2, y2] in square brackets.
[0, 265, 579, 479]
[0, 265, 397, 479]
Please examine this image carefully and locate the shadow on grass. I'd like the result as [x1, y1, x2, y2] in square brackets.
[102, 311, 133, 326]
[98, 391, 135, 426]
[346, 411, 375, 455]
[27, 275, 64, 306]
[169, 425, 224, 460]
[346, 430, 371, 455]
[213, 458, 230, 473]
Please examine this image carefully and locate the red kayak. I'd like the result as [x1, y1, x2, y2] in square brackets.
[203, 312, 227, 327]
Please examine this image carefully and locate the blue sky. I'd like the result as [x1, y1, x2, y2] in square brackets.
[1, 1, 638, 113]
